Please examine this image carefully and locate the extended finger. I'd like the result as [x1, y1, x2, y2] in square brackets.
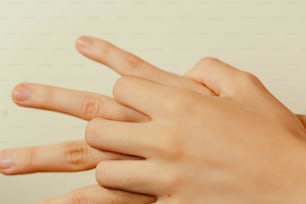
[0, 140, 137, 175]
[12, 83, 147, 122]
[76, 35, 211, 95]
[38, 184, 155, 204]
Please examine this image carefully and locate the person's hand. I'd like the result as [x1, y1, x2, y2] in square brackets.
[1, 36, 213, 175]
[1, 36, 306, 203]
[0, 36, 214, 204]
[87, 61, 306, 204]
[2, 37, 305, 176]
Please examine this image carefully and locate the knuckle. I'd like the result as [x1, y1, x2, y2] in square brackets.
[95, 162, 109, 186]
[123, 53, 143, 70]
[168, 173, 182, 189]
[150, 128, 186, 161]
[26, 147, 37, 170]
[159, 132, 186, 160]
[81, 98, 102, 119]
[70, 190, 89, 204]
[164, 93, 185, 113]
[63, 141, 89, 168]
[198, 56, 220, 66]
[96, 40, 113, 63]
[112, 76, 130, 99]
[39, 86, 54, 106]
[239, 71, 262, 88]
[163, 166, 183, 190]
[164, 91, 197, 114]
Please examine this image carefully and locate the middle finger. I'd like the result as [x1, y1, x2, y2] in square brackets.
[12, 83, 147, 122]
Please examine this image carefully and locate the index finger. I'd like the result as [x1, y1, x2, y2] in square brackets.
[76, 36, 212, 95]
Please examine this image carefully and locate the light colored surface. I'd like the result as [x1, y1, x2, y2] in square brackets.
[0, 0, 306, 203]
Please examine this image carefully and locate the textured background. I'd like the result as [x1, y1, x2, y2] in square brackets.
[0, 0, 306, 203]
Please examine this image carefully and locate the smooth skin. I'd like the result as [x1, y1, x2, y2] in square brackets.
[0, 36, 305, 203]
[0, 36, 217, 204]
[91, 67, 306, 204]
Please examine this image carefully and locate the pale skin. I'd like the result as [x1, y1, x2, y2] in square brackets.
[95, 70, 306, 204]
[0, 36, 306, 203]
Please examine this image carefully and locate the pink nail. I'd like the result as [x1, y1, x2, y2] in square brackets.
[13, 84, 31, 101]
[0, 152, 13, 170]
[77, 36, 93, 48]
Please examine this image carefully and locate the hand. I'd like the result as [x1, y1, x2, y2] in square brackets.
[0, 36, 214, 204]
[2, 37, 305, 176]
[88, 61, 306, 203]
[1, 36, 213, 175]
[2, 36, 306, 203]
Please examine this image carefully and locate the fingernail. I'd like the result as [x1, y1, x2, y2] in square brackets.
[77, 36, 93, 48]
[13, 84, 31, 101]
[0, 152, 13, 170]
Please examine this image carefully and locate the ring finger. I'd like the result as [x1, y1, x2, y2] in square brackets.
[0, 140, 138, 175]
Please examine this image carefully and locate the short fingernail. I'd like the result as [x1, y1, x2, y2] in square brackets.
[13, 84, 31, 101]
[77, 36, 93, 48]
[0, 152, 13, 170]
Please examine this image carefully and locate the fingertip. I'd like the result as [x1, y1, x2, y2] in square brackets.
[0, 150, 16, 175]
[75, 36, 83, 51]
[0, 169, 16, 176]
[75, 35, 93, 51]
[11, 83, 32, 103]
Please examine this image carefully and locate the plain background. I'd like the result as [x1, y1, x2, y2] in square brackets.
[0, 0, 306, 203]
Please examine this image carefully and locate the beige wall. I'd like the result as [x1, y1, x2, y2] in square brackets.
[1, 0, 306, 203]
